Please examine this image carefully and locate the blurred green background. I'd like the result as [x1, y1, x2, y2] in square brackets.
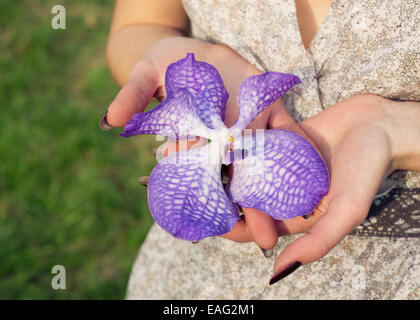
[0, 0, 158, 298]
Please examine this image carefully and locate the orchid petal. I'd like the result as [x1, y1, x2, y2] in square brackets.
[147, 144, 239, 241]
[166, 53, 229, 130]
[231, 72, 301, 134]
[227, 130, 329, 220]
[120, 89, 211, 139]
[121, 53, 228, 139]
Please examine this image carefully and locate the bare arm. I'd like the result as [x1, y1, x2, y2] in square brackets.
[107, 0, 190, 86]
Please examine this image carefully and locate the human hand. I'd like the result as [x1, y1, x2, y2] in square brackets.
[268, 94, 420, 284]
[103, 37, 281, 129]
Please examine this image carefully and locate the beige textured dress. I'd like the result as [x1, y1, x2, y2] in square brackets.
[126, 0, 420, 299]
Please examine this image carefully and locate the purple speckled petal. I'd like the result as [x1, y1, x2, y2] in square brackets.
[227, 130, 329, 220]
[147, 144, 239, 241]
[120, 89, 211, 139]
[231, 72, 301, 134]
[166, 53, 229, 129]
[121, 53, 228, 139]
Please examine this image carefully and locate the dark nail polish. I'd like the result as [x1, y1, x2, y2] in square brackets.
[191, 241, 199, 244]
[269, 261, 301, 285]
[138, 176, 149, 187]
[302, 213, 311, 220]
[260, 247, 274, 258]
[99, 112, 113, 131]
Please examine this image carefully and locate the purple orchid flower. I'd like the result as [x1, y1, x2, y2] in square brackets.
[121, 53, 329, 241]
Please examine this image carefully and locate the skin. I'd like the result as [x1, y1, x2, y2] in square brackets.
[106, 0, 420, 277]
[295, 0, 335, 50]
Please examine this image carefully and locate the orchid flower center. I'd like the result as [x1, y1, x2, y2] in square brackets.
[213, 129, 239, 165]
[228, 135, 234, 152]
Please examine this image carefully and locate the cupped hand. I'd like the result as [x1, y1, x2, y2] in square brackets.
[267, 94, 418, 284]
[105, 37, 275, 129]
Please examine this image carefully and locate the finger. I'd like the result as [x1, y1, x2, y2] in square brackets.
[269, 192, 369, 285]
[106, 59, 160, 127]
[274, 195, 329, 236]
[267, 100, 298, 131]
[242, 207, 278, 250]
[220, 216, 254, 243]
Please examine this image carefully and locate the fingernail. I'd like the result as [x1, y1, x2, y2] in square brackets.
[302, 213, 311, 220]
[191, 241, 199, 244]
[259, 247, 274, 258]
[138, 176, 149, 187]
[269, 261, 301, 285]
[99, 112, 113, 130]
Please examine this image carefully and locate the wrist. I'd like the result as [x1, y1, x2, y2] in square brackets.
[107, 25, 185, 86]
[380, 98, 420, 171]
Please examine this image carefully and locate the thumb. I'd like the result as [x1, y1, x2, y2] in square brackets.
[103, 59, 161, 128]
[269, 193, 369, 285]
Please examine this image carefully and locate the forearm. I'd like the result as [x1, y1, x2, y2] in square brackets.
[107, 0, 190, 86]
[107, 25, 185, 86]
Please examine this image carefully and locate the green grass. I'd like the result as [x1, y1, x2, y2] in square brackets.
[0, 0, 157, 299]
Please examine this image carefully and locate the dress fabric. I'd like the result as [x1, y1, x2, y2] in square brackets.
[126, 0, 420, 299]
